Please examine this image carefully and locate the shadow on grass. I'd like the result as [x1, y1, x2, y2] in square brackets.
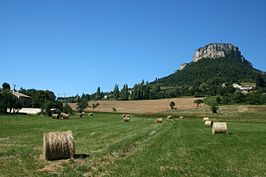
[74, 153, 90, 159]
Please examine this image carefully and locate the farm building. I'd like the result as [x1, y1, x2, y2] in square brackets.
[8, 91, 42, 115]
[12, 91, 32, 107]
[232, 84, 255, 94]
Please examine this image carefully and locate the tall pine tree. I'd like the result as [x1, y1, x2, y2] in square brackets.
[113, 84, 119, 100]
[96, 87, 101, 100]
[121, 84, 129, 100]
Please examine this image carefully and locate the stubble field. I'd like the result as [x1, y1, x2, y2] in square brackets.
[68, 97, 202, 114]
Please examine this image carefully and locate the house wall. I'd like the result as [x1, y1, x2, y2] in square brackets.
[19, 97, 32, 108]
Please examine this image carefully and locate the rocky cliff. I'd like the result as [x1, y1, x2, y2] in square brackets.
[192, 43, 243, 62]
[179, 43, 252, 70]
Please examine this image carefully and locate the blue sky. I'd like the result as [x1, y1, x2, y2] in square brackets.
[0, 0, 266, 96]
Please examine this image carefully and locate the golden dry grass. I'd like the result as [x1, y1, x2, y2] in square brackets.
[69, 98, 203, 114]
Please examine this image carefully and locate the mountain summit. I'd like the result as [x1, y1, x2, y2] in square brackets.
[124, 42, 265, 100]
[192, 43, 243, 62]
[156, 43, 263, 88]
[179, 43, 251, 70]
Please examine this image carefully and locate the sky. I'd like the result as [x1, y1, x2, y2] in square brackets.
[0, 0, 266, 96]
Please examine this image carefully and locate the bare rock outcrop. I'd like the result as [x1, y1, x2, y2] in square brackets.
[192, 43, 243, 62]
[179, 63, 187, 70]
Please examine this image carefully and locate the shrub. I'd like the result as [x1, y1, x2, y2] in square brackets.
[194, 99, 204, 107]
[92, 103, 100, 110]
[204, 96, 218, 106]
[63, 104, 73, 115]
[210, 105, 219, 113]
[169, 101, 175, 109]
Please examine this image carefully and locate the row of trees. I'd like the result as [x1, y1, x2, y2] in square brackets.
[108, 81, 244, 100]
[111, 81, 164, 100]
[0, 82, 73, 115]
[60, 75, 266, 106]
[113, 84, 129, 100]
[19, 87, 60, 116]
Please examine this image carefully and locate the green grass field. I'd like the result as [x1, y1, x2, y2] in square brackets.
[0, 110, 266, 177]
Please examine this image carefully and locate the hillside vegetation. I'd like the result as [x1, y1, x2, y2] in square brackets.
[144, 57, 266, 101]
[157, 57, 257, 86]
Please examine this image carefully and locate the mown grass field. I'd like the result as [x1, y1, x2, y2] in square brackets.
[0, 108, 266, 177]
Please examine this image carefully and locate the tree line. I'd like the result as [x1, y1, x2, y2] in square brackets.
[56, 57, 266, 105]
[0, 82, 73, 115]
[2, 57, 265, 115]
[59, 72, 266, 106]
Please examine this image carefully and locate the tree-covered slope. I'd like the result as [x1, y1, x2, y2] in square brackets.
[156, 57, 260, 87]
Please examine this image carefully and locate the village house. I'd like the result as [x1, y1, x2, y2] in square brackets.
[12, 91, 32, 107]
[232, 84, 255, 94]
[10, 91, 42, 115]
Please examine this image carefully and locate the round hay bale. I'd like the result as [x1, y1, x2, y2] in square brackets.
[43, 131, 75, 160]
[51, 114, 59, 119]
[123, 116, 130, 122]
[204, 120, 213, 127]
[88, 113, 93, 116]
[60, 112, 69, 119]
[79, 112, 85, 118]
[156, 118, 163, 123]
[121, 114, 126, 118]
[167, 115, 173, 119]
[203, 117, 209, 123]
[126, 114, 130, 118]
[212, 122, 227, 134]
[179, 116, 184, 119]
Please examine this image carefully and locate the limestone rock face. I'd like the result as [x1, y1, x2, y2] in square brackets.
[179, 63, 187, 70]
[192, 43, 242, 62]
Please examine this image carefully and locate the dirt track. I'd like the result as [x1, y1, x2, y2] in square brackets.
[69, 98, 203, 114]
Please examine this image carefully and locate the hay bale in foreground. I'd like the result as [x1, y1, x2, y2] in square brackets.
[88, 113, 93, 116]
[156, 118, 163, 123]
[79, 112, 85, 118]
[43, 131, 75, 160]
[204, 120, 213, 127]
[167, 115, 173, 119]
[123, 116, 130, 122]
[60, 112, 69, 119]
[203, 117, 209, 123]
[212, 122, 227, 134]
[51, 114, 59, 119]
[121, 114, 126, 118]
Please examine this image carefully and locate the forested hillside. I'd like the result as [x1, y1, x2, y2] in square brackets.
[156, 57, 259, 87]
